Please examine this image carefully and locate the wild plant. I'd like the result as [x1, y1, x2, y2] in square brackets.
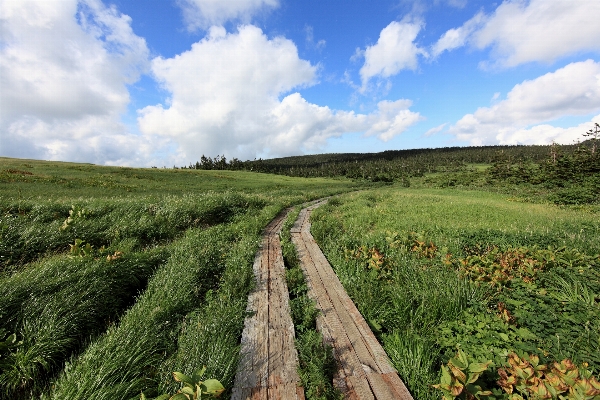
[432, 349, 493, 400]
[0, 330, 22, 371]
[143, 367, 224, 400]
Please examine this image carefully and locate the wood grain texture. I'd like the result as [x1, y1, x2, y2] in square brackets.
[232, 209, 304, 400]
[291, 201, 414, 400]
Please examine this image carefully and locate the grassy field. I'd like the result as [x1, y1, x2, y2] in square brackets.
[2, 156, 598, 399]
[0, 157, 368, 400]
[310, 187, 600, 399]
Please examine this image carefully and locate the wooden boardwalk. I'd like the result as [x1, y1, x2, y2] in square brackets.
[231, 209, 304, 400]
[291, 201, 414, 400]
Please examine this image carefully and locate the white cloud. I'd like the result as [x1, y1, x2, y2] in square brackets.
[359, 18, 427, 90]
[496, 116, 600, 146]
[365, 99, 425, 141]
[431, 12, 484, 57]
[0, 0, 156, 165]
[449, 60, 600, 145]
[424, 123, 447, 137]
[177, 0, 279, 31]
[445, 0, 467, 8]
[433, 0, 600, 67]
[138, 25, 423, 161]
[304, 25, 326, 51]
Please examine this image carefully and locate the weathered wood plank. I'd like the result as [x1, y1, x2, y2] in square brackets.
[309, 243, 380, 373]
[292, 234, 366, 380]
[232, 208, 304, 399]
[291, 202, 414, 400]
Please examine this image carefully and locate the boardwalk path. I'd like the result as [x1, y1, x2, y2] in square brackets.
[291, 201, 413, 400]
[232, 208, 304, 399]
[232, 201, 413, 399]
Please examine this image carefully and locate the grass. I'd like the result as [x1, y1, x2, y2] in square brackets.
[280, 208, 341, 400]
[0, 193, 265, 270]
[0, 244, 168, 398]
[0, 157, 368, 399]
[0, 157, 365, 201]
[5, 155, 596, 399]
[46, 215, 262, 400]
[309, 186, 600, 399]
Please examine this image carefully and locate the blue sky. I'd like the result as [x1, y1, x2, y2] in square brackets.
[1, 0, 600, 166]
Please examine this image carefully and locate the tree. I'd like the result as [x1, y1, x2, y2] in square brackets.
[583, 122, 599, 155]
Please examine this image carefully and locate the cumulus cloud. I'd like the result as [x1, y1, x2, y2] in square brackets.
[365, 99, 425, 141]
[448, 60, 600, 145]
[433, 0, 600, 67]
[424, 123, 447, 137]
[138, 25, 423, 161]
[177, 0, 279, 31]
[496, 116, 600, 146]
[358, 18, 427, 90]
[431, 12, 484, 57]
[0, 0, 156, 165]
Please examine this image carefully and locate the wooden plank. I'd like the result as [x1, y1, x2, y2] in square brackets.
[291, 202, 415, 400]
[304, 233, 394, 374]
[253, 248, 269, 388]
[297, 231, 377, 375]
[306, 239, 381, 374]
[347, 376, 375, 400]
[232, 208, 304, 399]
[292, 234, 366, 380]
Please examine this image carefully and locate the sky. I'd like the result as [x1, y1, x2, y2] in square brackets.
[1, 0, 600, 167]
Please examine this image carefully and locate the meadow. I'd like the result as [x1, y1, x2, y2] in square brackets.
[310, 188, 600, 399]
[1, 150, 598, 400]
[0, 157, 367, 399]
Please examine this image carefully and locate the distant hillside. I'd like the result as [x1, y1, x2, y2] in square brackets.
[184, 144, 569, 182]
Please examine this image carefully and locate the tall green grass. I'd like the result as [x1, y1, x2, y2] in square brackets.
[45, 205, 280, 400]
[0, 193, 268, 399]
[0, 193, 264, 270]
[0, 157, 370, 399]
[0, 243, 168, 399]
[156, 217, 264, 397]
[309, 187, 600, 399]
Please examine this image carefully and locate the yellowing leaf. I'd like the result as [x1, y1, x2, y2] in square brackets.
[169, 394, 189, 400]
[202, 379, 225, 396]
[469, 361, 492, 373]
[172, 372, 193, 386]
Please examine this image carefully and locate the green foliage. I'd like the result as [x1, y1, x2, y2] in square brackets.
[432, 349, 493, 400]
[485, 127, 600, 205]
[143, 367, 224, 400]
[68, 238, 94, 257]
[0, 330, 22, 371]
[308, 187, 600, 399]
[437, 309, 538, 368]
[188, 145, 555, 183]
[549, 187, 598, 206]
